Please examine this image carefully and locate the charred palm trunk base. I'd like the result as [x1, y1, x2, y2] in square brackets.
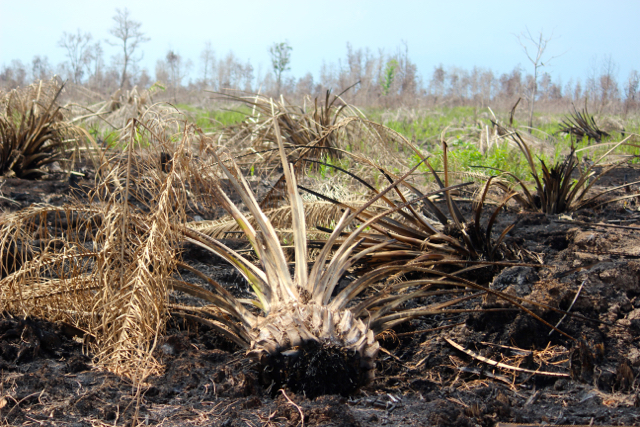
[248, 303, 378, 398]
[258, 340, 369, 398]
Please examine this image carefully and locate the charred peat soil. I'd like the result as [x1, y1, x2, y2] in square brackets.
[1, 165, 640, 427]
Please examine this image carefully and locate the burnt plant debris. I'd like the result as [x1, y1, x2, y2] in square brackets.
[0, 79, 87, 179]
[260, 340, 367, 398]
[491, 121, 638, 214]
[559, 106, 610, 143]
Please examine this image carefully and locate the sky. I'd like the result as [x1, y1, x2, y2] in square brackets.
[1, 0, 639, 87]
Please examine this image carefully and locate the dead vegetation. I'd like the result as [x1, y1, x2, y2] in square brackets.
[489, 121, 640, 214]
[1, 83, 640, 425]
[559, 106, 610, 143]
[0, 79, 91, 178]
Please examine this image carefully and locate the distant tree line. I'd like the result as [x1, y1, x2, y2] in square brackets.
[1, 8, 639, 116]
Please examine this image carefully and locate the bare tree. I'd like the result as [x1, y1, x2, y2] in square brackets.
[624, 70, 640, 116]
[478, 68, 495, 108]
[30, 56, 52, 82]
[517, 28, 562, 130]
[107, 8, 149, 89]
[200, 41, 215, 89]
[155, 59, 169, 85]
[137, 69, 152, 89]
[596, 55, 619, 113]
[242, 60, 255, 92]
[58, 29, 93, 84]
[85, 42, 105, 90]
[269, 42, 292, 95]
[295, 72, 316, 97]
[585, 55, 620, 114]
[165, 50, 191, 102]
[428, 65, 446, 105]
[215, 51, 252, 92]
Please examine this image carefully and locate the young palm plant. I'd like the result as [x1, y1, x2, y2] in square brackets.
[559, 106, 609, 143]
[172, 121, 490, 397]
[0, 79, 94, 178]
[294, 142, 520, 266]
[492, 122, 638, 214]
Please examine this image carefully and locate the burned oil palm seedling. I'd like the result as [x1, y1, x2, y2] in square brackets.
[169, 122, 579, 398]
[558, 106, 610, 143]
[490, 122, 640, 214]
[288, 141, 524, 273]
[0, 79, 93, 179]
[396, 141, 522, 263]
[208, 91, 427, 211]
[212, 89, 350, 164]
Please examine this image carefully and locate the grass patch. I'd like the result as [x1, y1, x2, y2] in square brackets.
[368, 106, 480, 146]
[176, 104, 250, 131]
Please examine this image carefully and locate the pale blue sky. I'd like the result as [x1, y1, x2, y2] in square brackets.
[1, 0, 638, 86]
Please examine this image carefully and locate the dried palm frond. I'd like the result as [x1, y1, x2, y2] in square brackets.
[89, 122, 188, 379]
[188, 201, 349, 240]
[0, 117, 190, 381]
[208, 93, 427, 209]
[559, 106, 609, 143]
[0, 79, 91, 178]
[67, 85, 167, 132]
[0, 204, 101, 319]
[214, 88, 351, 159]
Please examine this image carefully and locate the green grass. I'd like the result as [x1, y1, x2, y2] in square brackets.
[369, 106, 640, 185]
[306, 156, 353, 181]
[368, 106, 480, 146]
[86, 128, 120, 148]
[176, 104, 250, 131]
[175, 103, 638, 180]
[127, 102, 640, 186]
[412, 140, 537, 184]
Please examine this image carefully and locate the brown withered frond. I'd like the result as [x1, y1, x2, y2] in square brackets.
[66, 84, 170, 133]
[0, 116, 191, 381]
[559, 106, 609, 143]
[188, 201, 347, 240]
[0, 79, 91, 178]
[207, 93, 426, 209]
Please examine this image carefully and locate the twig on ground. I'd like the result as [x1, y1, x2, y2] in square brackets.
[280, 389, 304, 427]
[549, 279, 586, 336]
[4, 391, 43, 418]
[445, 338, 570, 378]
[0, 194, 20, 206]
